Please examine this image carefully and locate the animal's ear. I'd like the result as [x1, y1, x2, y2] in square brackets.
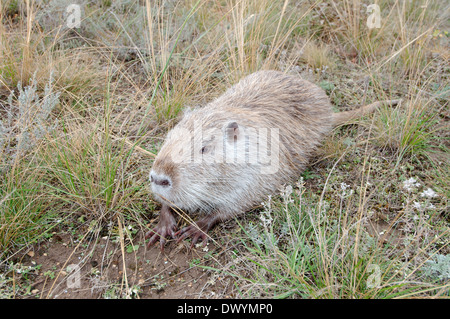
[225, 121, 240, 144]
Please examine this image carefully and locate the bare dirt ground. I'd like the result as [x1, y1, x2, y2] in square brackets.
[18, 231, 236, 299]
[13, 210, 409, 299]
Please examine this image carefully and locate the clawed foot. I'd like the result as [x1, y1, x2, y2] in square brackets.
[146, 206, 220, 249]
[145, 204, 177, 250]
[175, 225, 208, 247]
[175, 215, 219, 248]
[145, 222, 177, 250]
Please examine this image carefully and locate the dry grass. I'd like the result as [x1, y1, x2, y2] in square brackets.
[0, 0, 448, 298]
[300, 41, 336, 72]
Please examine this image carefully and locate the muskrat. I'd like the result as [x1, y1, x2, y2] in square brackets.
[146, 70, 400, 249]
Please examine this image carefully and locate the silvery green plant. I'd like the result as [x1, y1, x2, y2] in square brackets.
[422, 254, 450, 281]
[0, 73, 60, 164]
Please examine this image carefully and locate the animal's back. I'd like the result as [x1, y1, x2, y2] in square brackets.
[208, 70, 333, 173]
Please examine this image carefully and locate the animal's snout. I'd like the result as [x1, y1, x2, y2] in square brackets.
[150, 171, 171, 188]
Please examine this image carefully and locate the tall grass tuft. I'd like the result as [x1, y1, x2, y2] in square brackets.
[373, 98, 440, 163]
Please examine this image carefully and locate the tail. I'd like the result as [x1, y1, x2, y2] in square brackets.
[332, 99, 402, 127]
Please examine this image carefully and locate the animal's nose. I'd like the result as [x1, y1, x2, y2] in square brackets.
[150, 172, 171, 187]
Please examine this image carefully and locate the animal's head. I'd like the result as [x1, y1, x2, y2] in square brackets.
[149, 110, 253, 212]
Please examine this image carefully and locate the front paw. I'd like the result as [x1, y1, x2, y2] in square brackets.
[145, 221, 177, 250]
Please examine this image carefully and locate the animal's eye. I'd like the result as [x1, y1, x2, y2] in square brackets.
[201, 136, 215, 154]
